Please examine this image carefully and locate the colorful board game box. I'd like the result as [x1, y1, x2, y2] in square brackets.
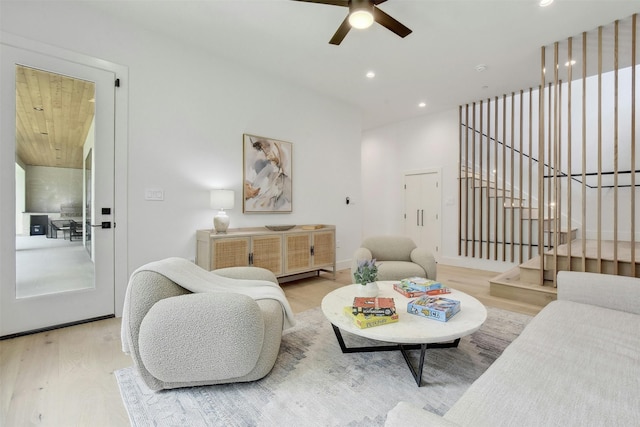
[393, 283, 452, 298]
[352, 297, 396, 316]
[343, 306, 399, 329]
[406, 296, 461, 322]
[400, 277, 443, 292]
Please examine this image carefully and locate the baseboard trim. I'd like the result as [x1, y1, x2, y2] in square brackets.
[0, 314, 115, 340]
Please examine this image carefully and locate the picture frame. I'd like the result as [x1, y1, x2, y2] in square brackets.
[243, 133, 293, 213]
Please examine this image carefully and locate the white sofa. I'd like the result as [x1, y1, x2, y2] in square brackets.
[385, 271, 640, 426]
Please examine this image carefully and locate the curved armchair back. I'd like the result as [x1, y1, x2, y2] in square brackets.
[361, 236, 417, 261]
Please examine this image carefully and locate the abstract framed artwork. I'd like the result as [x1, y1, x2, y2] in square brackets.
[243, 134, 293, 213]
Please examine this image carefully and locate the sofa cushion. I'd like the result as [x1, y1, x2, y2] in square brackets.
[376, 261, 427, 281]
[138, 293, 265, 383]
[444, 300, 640, 426]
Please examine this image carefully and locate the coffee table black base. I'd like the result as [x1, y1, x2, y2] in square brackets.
[330, 324, 461, 386]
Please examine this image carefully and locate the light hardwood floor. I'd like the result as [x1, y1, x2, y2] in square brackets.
[0, 265, 542, 427]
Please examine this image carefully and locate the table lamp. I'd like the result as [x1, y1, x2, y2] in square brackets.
[210, 189, 235, 234]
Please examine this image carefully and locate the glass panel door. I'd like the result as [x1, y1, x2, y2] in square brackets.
[0, 45, 115, 337]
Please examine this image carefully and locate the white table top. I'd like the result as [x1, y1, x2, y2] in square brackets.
[321, 281, 488, 344]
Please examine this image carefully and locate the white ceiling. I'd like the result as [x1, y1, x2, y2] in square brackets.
[80, 0, 640, 130]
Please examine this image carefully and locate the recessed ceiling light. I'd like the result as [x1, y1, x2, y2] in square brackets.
[475, 64, 487, 73]
[33, 106, 43, 111]
[565, 60, 576, 67]
[418, 102, 426, 108]
[539, 0, 554, 7]
[366, 71, 375, 79]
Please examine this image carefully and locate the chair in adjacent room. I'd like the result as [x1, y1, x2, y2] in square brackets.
[121, 257, 293, 391]
[351, 235, 437, 282]
[69, 220, 83, 241]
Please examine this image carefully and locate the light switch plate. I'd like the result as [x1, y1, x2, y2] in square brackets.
[145, 189, 164, 201]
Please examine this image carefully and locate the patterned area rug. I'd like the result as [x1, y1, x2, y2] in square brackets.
[116, 306, 531, 426]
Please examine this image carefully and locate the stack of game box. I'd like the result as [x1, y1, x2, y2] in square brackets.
[406, 295, 461, 322]
[343, 297, 399, 329]
[400, 277, 444, 292]
[393, 280, 452, 298]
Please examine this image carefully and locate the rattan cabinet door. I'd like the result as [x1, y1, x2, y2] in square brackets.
[311, 230, 335, 268]
[211, 237, 250, 269]
[284, 233, 312, 274]
[251, 234, 283, 276]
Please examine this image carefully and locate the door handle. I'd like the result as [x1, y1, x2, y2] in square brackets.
[417, 210, 419, 226]
[90, 222, 111, 229]
[421, 210, 424, 226]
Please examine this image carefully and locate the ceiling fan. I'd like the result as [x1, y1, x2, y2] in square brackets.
[292, 0, 412, 45]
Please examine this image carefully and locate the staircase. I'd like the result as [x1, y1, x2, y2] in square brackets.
[490, 239, 640, 307]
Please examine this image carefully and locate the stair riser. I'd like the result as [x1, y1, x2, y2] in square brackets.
[519, 266, 554, 284]
[490, 282, 557, 306]
[543, 255, 640, 277]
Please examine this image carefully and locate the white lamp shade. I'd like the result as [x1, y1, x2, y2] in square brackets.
[210, 189, 235, 210]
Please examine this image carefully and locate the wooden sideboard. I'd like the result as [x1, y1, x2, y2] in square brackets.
[196, 225, 336, 281]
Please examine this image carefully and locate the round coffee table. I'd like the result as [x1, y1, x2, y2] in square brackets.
[321, 281, 487, 386]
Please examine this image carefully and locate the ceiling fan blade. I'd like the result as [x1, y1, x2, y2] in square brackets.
[372, 0, 388, 4]
[373, 7, 412, 38]
[329, 16, 351, 45]
[290, 0, 348, 6]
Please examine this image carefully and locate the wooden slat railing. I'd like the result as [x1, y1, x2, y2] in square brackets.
[457, 14, 638, 284]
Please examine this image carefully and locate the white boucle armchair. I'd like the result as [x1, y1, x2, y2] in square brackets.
[351, 236, 437, 282]
[121, 259, 288, 391]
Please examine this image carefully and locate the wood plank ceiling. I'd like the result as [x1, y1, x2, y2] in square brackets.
[15, 65, 95, 170]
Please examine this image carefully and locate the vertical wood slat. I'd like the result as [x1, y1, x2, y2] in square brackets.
[510, 92, 515, 262]
[613, 20, 619, 274]
[632, 14, 637, 277]
[486, 98, 491, 259]
[547, 82, 553, 253]
[458, 106, 463, 256]
[582, 31, 587, 272]
[472, 102, 477, 257]
[519, 90, 524, 263]
[494, 96, 499, 261]
[465, 105, 470, 257]
[567, 37, 573, 273]
[528, 88, 533, 261]
[502, 94, 507, 262]
[539, 47, 546, 284]
[597, 26, 603, 273]
[479, 101, 484, 259]
[553, 43, 559, 286]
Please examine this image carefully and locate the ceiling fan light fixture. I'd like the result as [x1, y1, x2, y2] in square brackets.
[349, 10, 374, 29]
[348, 0, 374, 29]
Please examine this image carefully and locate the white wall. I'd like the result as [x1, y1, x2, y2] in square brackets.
[1, 2, 363, 273]
[24, 165, 83, 213]
[363, 109, 519, 273]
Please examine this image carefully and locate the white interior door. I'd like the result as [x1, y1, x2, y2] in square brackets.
[0, 45, 116, 337]
[404, 170, 441, 259]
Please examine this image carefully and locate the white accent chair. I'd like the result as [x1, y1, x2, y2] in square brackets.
[121, 263, 285, 391]
[351, 236, 437, 282]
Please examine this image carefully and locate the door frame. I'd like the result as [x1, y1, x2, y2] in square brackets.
[0, 32, 129, 321]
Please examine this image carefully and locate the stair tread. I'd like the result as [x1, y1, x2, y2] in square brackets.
[490, 266, 557, 294]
